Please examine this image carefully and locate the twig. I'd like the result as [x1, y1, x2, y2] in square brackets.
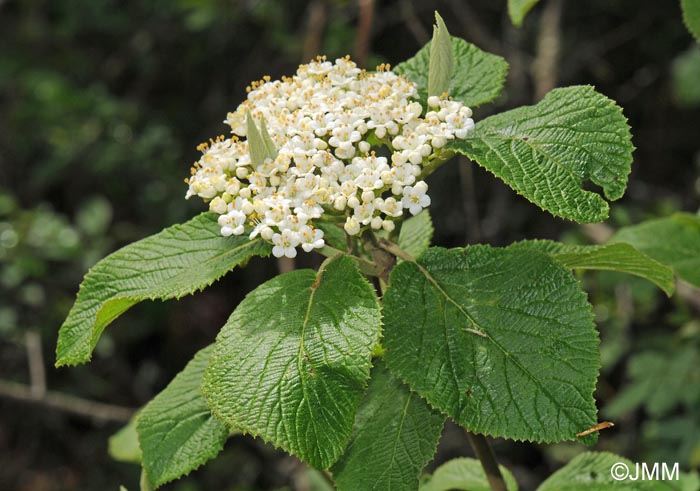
[465, 432, 507, 491]
[399, 0, 430, 45]
[355, 0, 375, 67]
[446, 0, 502, 55]
[25, 329, 46, 398]
[0, 379, 135, 423]
[532, 0, 563, 100]
[502, 18, 529, 108]
[302, 0, 328, 62]
[581, 223, 614, 243]
[676, 281, 700, 310]
[277, 257, 296, 274]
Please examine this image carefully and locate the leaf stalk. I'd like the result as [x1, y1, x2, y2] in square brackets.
[465, 432, 507, 491]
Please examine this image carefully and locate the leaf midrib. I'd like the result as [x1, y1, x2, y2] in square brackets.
[374, 393, 414, 490]
[477, 129, 591, 189]
[111, 237, 265, 298]
[109, 236, 258, 311]
[295, 257, 335, 466]
[411, 258, 593, 438]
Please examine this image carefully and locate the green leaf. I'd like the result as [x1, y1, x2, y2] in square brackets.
[203, 255, 382, 469]
[315, 220, 347, 251]
[259, 116, 278, 158]
[428, 12, 455, 97]
[420, 457, 518, 491]
[508, 240, 675, 296]
[109, 415, 142, 464]
[137, 345, 230, 488]
[394, 37, 508, 108]
[508, 0, 541, 26]
[612, 213, 700, 287]
[537, 452, 689, 490]
[682, 0, 700, 41]
[331, 362, 445, 491]
[376, 211, 433, 259]
[449, 86, 633, 224]
[398, 211, 434, 260]
[383, 246, 599, 443]
[246, 110, 277, 166]
[55, 212, 270, 367]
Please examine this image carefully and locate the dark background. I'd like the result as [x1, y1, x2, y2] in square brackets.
[1, 0, 699, 489]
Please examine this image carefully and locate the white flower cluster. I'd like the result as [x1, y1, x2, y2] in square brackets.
[185, 56, 475, 258]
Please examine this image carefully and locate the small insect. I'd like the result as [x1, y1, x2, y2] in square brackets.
[576, 421, 614, 438]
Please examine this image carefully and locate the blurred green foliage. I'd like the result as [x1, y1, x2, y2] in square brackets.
[0, 189, 112, 339]
[546, 218, 700, 472]
[673, 46, 700, 107]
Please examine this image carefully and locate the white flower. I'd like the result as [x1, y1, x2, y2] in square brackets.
[427, 95, 441, 108]
[354, 200, 375, 225]
[209, 197, 228, 214]
[344, 216, 361, 236]
[271, 229, 299, 258]
[185, 56, 476, 256]
[401, 181, 431, 216]
[328, 124, 362, 148]
[294, 200, 322, 221]
[299, 226, 325, 252]
[218, 210, 246, 236]
[377, 197, 402, 217]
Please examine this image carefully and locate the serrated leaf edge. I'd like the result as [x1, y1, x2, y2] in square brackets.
[384, 246, 601, 444]
[202, 254, 383, 469]
[450, 85, 634, 224]
[56, 216, 270, 367]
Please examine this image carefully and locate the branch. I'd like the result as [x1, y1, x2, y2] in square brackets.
[277, 256, 296, 274]
[355, 0, 376, 67]
[301, 0, 328, 62]
[0, 379, 135, 423]
[445, 0, 502, 55]
[399, 0, 430, 46]
[25, 330, 46, 398]
[532, 0, 563, 100]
